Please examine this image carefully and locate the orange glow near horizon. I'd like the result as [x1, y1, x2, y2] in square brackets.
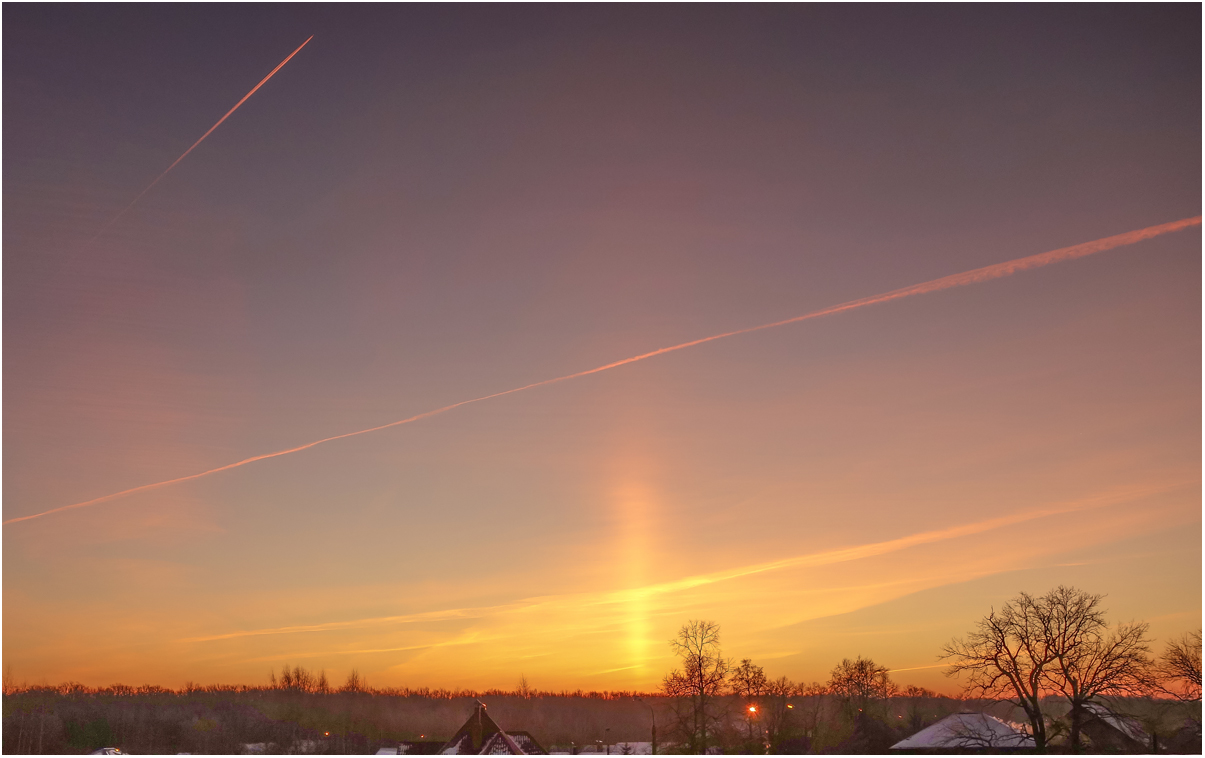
[25, 479, 1173, 694]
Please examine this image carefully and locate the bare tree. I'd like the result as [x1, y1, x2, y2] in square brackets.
[827, 656, 895, 719]
[730, 658, 767, 746]
[900, 685, 939, 732]
[944, 586, 1156, 753]
[1157, 629, 1202, 702]
[760, 675, 799, 750]
[1039, 586, 1154, 752]
[341, 668, 367, 693]
[274, 664, 324, 693]
[516, 674, 534, 699]
[942, 591, 1055, 750]
[661, 620, 731, 754]
[730, 658, 767, 698]
[793, 681, 829, 748]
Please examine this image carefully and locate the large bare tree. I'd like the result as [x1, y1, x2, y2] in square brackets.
[944, 586, 1156, 753]
[1039, 586, 1154, 752]
[942, 591, 1055, 750]
[661, 620, 731, 754]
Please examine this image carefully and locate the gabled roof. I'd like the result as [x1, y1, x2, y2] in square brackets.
[1080, 702, 1148, 748]
[890, 712, 1035, 750]
[439, 700, 539, 755]
[477, 732, 525, 755]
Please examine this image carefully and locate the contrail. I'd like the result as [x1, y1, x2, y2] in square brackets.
[6, 216, 1198, 526]
[88, 35, 313, 243]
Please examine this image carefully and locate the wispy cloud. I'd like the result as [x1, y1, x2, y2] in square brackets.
[181, 603, 527, 643]
[183, 481, 1185, 646]
[575, 481, 1189, 608]
[888, 663, 949, 673]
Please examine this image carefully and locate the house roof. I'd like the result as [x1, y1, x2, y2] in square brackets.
[503, 732, 546, 755]
[1081, 702, 1147, 747]
[439, 700, 545, 755]
[890, 712, 1035, 750]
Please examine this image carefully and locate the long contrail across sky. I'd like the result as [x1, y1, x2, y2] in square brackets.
[88, 35, 313, 243]
[6, 216, 1198, 526]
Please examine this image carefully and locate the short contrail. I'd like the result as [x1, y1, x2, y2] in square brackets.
[7, 216, 1198, 526]
[88, 35, 313, 242]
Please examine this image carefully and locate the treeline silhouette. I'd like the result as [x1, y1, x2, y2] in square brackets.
[6, 667, 1191, 754]
[1, 666, 672, 755]
[0, 669, 957, 755]
[1, 665, 975, 754]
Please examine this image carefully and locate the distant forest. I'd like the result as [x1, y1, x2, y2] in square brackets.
[1, 681, 1198, 754]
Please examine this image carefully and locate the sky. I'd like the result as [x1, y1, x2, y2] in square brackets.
[3, 5, 1201, 694]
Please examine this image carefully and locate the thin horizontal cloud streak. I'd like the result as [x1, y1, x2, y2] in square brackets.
[888, 663, 949, 673]
[182, 603, 526, 643]
[244, 636, 487, 664]
[183, 481, 1182, 646]
[585, 480, 1191, 607]
[8, 217, 1198, 527]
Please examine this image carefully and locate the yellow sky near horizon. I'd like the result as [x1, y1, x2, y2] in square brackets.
[5, 470, 1198, 694]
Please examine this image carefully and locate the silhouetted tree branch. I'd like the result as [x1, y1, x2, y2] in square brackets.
[1157, 629, 1202, 703]
[942, 591, 1055, 750]
[827, 656, 894, 718]
[730, 658, 767, 747]
[661, 620, 730, 754]
[1039, 586, 1154, 752]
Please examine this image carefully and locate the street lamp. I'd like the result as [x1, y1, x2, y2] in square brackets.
[605, 728, 611, 755]
[634, 697, 657, 755]
[743, 703, 760, 745]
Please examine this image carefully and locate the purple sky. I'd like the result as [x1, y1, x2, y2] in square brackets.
[4, 5, 1200, 690]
